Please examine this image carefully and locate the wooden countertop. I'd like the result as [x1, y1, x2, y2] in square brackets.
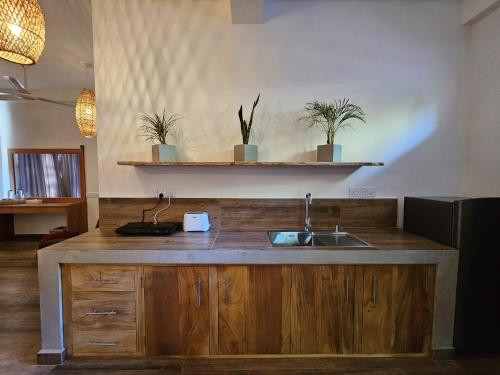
[42, 227, 455, 252]
[0, 202, 84, 214]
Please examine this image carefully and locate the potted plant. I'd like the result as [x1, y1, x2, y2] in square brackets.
[235, 94, 260, 162]
[303, 99, 366, 162]
[139, 110, 182, 162]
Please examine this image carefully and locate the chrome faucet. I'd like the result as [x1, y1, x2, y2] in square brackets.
[304, 193, 313, 233]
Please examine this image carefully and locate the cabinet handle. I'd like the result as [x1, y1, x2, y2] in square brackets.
[88, 341, 118, 347]
[224, 277, 229, 305]
[372, 276, 378, 305]
[345, 276, 350, 304]
[86, 279, 117, 285]
[425, 269, 428, 292]
[197, 277, 202, 307]
[86, 271, 117, 285]
[86, 309, 117, 316]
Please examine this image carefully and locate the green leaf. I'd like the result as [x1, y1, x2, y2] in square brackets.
[138, 109, 183, 145]
[302, 98, 367, 140]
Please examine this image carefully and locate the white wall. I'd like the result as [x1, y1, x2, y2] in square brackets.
[464, 6, 500, 196]
[462, 0, 500, 24]
[0, 95, 99, 233]
[92, 0, 470, 223]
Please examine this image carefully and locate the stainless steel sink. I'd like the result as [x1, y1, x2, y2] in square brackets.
[267, 230, 372, 248]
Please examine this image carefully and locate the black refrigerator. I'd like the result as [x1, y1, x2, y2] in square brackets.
[404, 196, 500, 354]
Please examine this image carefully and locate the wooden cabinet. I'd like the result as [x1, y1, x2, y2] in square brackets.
[284, 265, 363, 354]
[216, 266, 283, 354]
[72, 295, 136, 330]
[360, 265, 435, 354]
[143, 266, 210, 355]
[63, 263, 436, 358]
[72, 329, 137, 356]
[282, 264, 434, 355]
[70, 265, 136, 292]
[62, 265, 142, 357]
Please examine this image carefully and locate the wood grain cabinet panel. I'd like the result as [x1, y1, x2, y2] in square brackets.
[360, 265, 394, 353]
[391, 265, 435, 353]
[360, 265, 435, 354]
[62, 265, 142, 358]
[72, 298, 136, 330]
[284, 265, 362, 354]
[64, 264, 435, 358]
[144, 266, 210, 355]
[217, 266, 249, 354]
[73, 329, 137, 356]
[217, 266, 283, 355]
[71, 265, 136, 292]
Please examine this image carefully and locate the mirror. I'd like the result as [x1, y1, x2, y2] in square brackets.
[9, 148, 85, 200]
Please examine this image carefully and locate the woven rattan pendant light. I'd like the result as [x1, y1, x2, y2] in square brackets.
[0, 0, 45, 65]
[75, 62, 96, 138]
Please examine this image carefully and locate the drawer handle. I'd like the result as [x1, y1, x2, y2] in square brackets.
[86, 279, 117, 285]
[88, 341, 118, 347]
[86, 309, 117, 316]
[86, 271, 117, 285]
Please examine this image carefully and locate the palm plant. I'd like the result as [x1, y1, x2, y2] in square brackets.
[139, 110, 182, 145]
[303, 99, 366, 145]
[238, 94, 260, 144]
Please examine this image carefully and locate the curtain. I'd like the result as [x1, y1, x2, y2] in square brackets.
[14, 153, 81, 198]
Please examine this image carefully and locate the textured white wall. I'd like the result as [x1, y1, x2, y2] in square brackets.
[92, 0, 469, 220]
[0, 97, 99, 233]
[462, 0, 500, 24]
[464, 6, 500, 196]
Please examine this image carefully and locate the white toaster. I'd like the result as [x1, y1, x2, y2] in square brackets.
[183, 212, 210, 232]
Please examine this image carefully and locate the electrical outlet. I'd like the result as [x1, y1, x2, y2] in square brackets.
[349, 187, 377, 199]
[153, 187, 167, 198]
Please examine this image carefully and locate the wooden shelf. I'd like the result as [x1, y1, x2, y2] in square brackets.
[117, 161, 384, 167]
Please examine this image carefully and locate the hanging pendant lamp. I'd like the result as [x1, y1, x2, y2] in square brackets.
[75, 62, 97, 138]
[0, 0, 45, 65]
[75, 88, 96, 138]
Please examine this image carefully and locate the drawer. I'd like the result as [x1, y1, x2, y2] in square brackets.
[72, 298, 136, 330]
[73, 329, 137, 356]
[71, 266, 136, 292]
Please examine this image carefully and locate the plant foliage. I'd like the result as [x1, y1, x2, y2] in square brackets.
[238, 94, 260, 144]
[139, 110, 182, 145]
[303, 98, 366, 145]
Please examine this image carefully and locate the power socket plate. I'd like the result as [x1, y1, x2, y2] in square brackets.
[349, 188, 377, 199]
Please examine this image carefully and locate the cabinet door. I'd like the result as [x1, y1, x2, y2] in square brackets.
[144, 266, 209, 355]
[217, 266, 283, 354]
[360, 265, 394, 353]
[284, 265, 362, 354]
[360, 265, 435, 354]
[391, 264, 435, 353]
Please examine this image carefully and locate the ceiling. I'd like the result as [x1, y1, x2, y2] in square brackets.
[0, 0, 94, 91]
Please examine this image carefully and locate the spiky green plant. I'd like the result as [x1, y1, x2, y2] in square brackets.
[238, 94, 260, 144]
[303, 99, 366, 145]
[139, 110, 182, 145]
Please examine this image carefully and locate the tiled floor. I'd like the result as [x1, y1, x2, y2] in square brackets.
[1, 241, 499, 375]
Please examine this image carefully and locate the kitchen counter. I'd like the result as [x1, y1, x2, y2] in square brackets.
[37, 227, 458, 363]
[43, 227, 456, 252]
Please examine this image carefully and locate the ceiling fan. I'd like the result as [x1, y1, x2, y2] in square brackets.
[0, 67, 75, 108]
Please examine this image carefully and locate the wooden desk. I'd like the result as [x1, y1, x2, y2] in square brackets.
[0, 202, 88, 239]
